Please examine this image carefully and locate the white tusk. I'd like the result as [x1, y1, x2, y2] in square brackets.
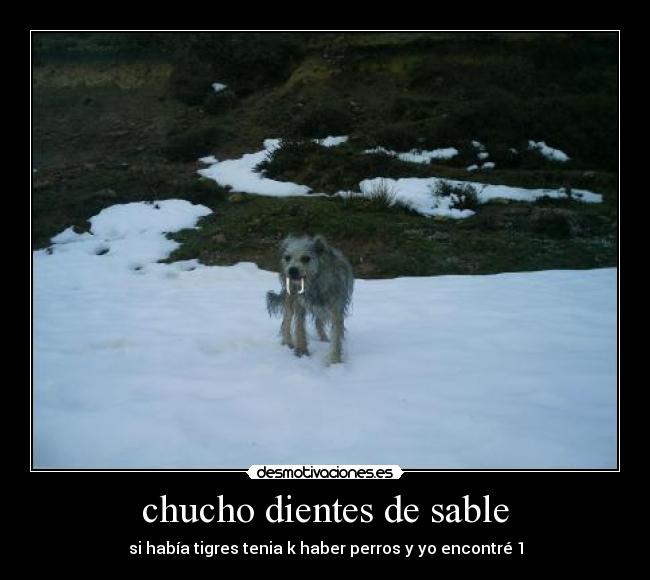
[298, 278, 305, 294]
[285, 276, 291, 294]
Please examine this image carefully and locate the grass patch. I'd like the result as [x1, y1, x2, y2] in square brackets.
[32, 163, 229, 249]
[286, 104, 354, 139]
[164, 194, 617, 278]
[257, 139, 433, 193]
[162, 125, 229, 161]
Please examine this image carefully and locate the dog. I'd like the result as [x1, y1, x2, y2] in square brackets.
[267, 235, 353, 364]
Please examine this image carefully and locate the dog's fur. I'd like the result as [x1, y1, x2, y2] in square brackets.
[267, 235, 353, 364]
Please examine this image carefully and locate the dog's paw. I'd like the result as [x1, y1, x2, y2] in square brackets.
[294, 346, 310, 357]
[281, 339, 294, 349]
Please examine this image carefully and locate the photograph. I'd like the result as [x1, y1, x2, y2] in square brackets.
[32, 31, 618, 470]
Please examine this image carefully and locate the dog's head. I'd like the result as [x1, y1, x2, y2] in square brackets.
[279, 235, 328, 294]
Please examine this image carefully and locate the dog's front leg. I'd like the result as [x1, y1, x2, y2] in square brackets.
[316, 317, 329, 342]
[328, 310, 344, 365]
[293, 302, 309, 357]
[281, 294, 294, 348]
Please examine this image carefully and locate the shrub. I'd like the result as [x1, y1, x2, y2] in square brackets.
[529, 207, 582, 238]
[289, 105, 354, 139]
[432, 180, 480, 211]
[364, 179, 398, 208]
[162, 126, 225, 161]
[365, 124, 419, 151]
[256, 139, 323, 175]
[341, 180, 417, 215]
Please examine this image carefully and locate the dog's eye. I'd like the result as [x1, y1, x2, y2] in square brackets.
[300, 256, 311, 264]
[284, 255, 291, 262]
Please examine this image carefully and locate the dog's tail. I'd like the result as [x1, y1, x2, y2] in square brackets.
[266, 290, 285, 318]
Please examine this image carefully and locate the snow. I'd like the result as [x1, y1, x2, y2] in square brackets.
[198, 139, 312, 196]
[34, 200, 617, 469]
[196, 139, 601, 218]
[354, 177, 601, 218]
[478, 152, 490, 160]
[529, 140, 570, 162]
[211, 82, 227, 93]
[314, 135, 349, 147]
[195, 139, 602, 219]
[472, 140, 486, 151]
[364, 146, 394, 156]
[51, 226, 94, 245]
[365, 146, 459, 163]
[398, 147, 459, 163]
[198, 155, 218, 165]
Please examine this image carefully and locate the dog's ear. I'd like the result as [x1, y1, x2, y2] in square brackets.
[312, 235, 328, 255]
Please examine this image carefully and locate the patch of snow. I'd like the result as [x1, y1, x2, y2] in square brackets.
[198, 139, 312, 196]
[528, 140, 570, 162]
[472, 140, 486, 151]
[51, 227, 94, 245]
[198, 155, 218, 165]
[365, 146, 459, 164]
[33, 202, 617, 468]
[314, 135, 349, 147]
[352, 176, 601, 218]
[399, 147, 459, 163]
[478, 152, 490, 160]
[482, 162, 496, 170]
[467, 164, 479, 172]
[364, 146, 395, 156]
[211, 82, 227, 93]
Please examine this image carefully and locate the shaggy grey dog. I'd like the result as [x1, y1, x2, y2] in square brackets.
[267, 235, 353, 364]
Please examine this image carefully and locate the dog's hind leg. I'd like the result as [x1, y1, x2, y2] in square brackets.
[293, 303, 309, 357]
[328, 310, 344, 365]
[281, 294, 294, 348]
[316, 317, 329, 342]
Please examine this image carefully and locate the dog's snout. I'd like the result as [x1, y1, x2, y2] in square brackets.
[288, 266, 301, 279]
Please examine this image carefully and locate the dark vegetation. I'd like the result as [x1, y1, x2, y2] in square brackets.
[33, 32, 618, 277]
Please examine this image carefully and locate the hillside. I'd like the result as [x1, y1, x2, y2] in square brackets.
[32, 32, 618, 277]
